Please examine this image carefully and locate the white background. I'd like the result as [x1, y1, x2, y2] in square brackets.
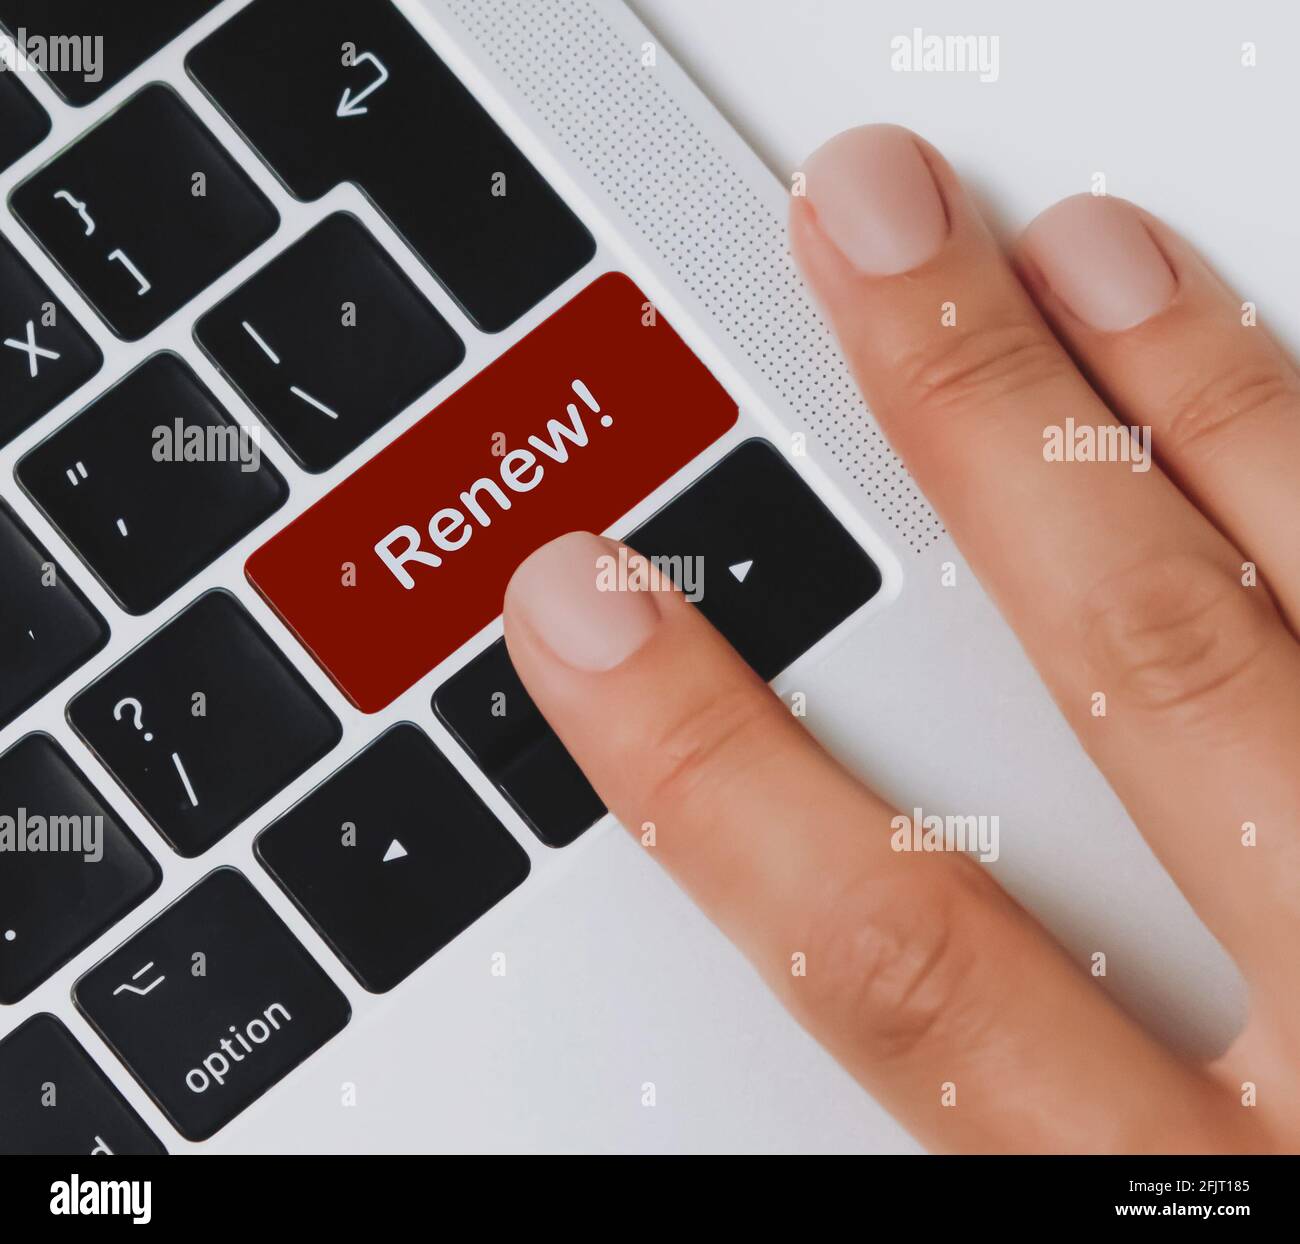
[630, 0, 1299, 355]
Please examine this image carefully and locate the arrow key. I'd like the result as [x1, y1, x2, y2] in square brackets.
[257, 724, 529, 993]
[629, 439, 883, 681]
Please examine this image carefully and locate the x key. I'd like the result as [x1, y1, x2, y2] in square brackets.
[0, 232, 101, 446]
[4, 319, 61, 377]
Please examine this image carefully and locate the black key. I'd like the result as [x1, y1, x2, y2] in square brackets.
[0, 231, 101, 445]
[68, 591, 342, 858]
[18, 353, 288, 615]
[74, 868, 350, 1142]
[0, 67, 48, 168]
[433, 645, 604, 849]
[0, 1014, 165, 1155]
[434, 440, 882, 846]
[0, 500, 106, 730]
[196, 213, 465, 473]
[10, 84, 279, 340]
[0, 2, 222, 106]
[628, 440, 883, 679]
[0, 735, 160, 1004]
[257, 724, 529, 993]
[188, 0, 595, 333]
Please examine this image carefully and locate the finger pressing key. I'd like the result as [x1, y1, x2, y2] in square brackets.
[503, 533, 1255, 1153]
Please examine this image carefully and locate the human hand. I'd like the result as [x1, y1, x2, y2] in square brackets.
[501, 125, 1300, 1153]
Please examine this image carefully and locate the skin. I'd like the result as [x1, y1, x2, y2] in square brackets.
[502, 126, 1300, 1153]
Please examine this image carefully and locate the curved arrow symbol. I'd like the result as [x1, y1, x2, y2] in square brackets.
[338, 51, 390, 118]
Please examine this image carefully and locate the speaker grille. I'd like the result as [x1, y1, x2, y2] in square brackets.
[440, 0, 941, 551]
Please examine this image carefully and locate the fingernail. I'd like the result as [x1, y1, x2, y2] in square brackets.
[506, 532, 661, 673]
[1021, 195, 1176, 331]
[802, 124, 949, 276]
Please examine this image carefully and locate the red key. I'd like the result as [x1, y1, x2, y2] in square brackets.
[247, 273, 738, 711]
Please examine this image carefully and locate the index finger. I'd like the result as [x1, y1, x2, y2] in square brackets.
[501, 532, 1249, 1152]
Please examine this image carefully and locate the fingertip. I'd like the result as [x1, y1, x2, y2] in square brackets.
[503, 532, 662, 675]
[795, 123, 950, 277]
[1018, 194, 1177, 332]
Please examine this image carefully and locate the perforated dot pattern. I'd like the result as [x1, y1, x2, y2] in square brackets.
[442, 0, 941, 551]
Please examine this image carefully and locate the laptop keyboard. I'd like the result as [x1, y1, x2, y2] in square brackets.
[0, 0, 883, 1148]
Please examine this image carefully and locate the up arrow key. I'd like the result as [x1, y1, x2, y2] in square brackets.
[382, 839, 408, 863]
[728, 560, 754, 584]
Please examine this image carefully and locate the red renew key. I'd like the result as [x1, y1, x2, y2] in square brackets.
[247, 273, 738, 711]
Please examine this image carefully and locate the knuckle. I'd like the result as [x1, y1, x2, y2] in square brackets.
[795, 871, 987, 1064]
[642, 680, 784, 819]
[1080, 552, 1277, 721]
[1162, 363, 1299, 458]
[894, 319, 1068, 420]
